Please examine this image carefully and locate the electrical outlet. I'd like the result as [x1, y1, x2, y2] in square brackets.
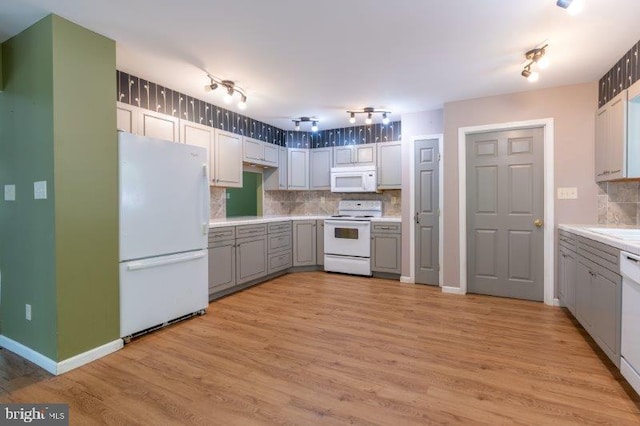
[391, 196, 398, 204]
[226, 192, 230, 199]
[4, 184, 15, 201]
[320, 196, 325, 204]
[34, 181, 47, 200]
[25, 304, 32, 321]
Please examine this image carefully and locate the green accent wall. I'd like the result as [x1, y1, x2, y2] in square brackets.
[51, 15, 119, 360]
[0, 16, 58, 359]
[226, 172, 260, 217]
[0, 15, 118, 362]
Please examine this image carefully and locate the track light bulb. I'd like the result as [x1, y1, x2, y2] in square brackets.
[567, 0, 584, 15]
[294, 121, 300, 131]
[311, 121, 318, 132]
[382, 113, 390, 125]
[205, 83, 218, 92]
[349, 112, 356, 124]
[527, 71, 539, 83]
[224, 87, 234, 104]
[365, 113, 373, 125]
[238, 95, 247, 110]
[537, 56, 549, 69]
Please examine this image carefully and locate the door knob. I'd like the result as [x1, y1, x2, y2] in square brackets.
[533, 219, 544, 228]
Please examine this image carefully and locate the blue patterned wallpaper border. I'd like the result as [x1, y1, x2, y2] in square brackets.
[117, 70, 401, 149]
[598, 40, 640, 107]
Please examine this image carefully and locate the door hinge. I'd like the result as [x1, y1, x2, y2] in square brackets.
[438, 153, 441, 162]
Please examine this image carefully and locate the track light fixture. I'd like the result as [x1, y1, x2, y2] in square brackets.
[292, 116, 320, 132]
[520, 43, 548, 83]
[556, 0, 584, 15]
[346, 107, 392, 125]
[205, 74, 248, 110]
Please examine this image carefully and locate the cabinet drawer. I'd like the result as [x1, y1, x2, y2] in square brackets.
[372, 222, 401, 234]
[268, 221, 292, 234]
[236, 223, 267, 238]
[268, 251, 292, 274]
[268, 232, 292, 254]
[208, 226, 235, 244]
[558, 230, 577, 252]
[577, 236, 619, 273]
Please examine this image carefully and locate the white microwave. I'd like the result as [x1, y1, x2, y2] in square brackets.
[330, 166, 377, 193]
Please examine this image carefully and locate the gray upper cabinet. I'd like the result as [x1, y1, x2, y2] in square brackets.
[293, 220, 317, 266]
[263, 146, 288, 191]
[288, 148, 309, 190]
[377, 141, 402, 189]
[332, 143, 376, 167]
[117, 102, 139, 134]
[243, 137, 278, 167]
[371, 222, 402, 275]
[213, 129, 243, 188]
[310, 148, 333, 190]
[594, 79, 640, 181]
[138, 108, 180, 142]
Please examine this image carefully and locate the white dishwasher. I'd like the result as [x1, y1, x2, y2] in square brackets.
[620, 251, 640, 395]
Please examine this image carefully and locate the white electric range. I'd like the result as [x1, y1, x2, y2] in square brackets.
[324, 200, 382, 276]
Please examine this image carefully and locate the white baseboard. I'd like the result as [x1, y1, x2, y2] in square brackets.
[57, 339, 123, 375]
[441, 286, 466, 295]
[0, 335, 123, 375]
[400, 276, 415, 284]
[552, 298, 561, 307]
[0, 335, 57, 374]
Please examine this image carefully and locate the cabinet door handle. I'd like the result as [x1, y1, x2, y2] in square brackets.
[610, 169, 621, 174]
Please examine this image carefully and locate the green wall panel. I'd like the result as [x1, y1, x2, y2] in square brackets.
[51, 15, 118, 360]
[226, 172, 259, 217]
[0, 16, 58, 359]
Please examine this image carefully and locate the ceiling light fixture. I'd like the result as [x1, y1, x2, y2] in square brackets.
[205, 75, 248, 110]
[292, 116, 320, 132]
[521, 44, 548, 83]
[556, 0, 584, 15]
[346, 107, 392, 125]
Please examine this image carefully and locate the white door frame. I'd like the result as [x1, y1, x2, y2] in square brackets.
[458, 119, 556, 306]
[407, 134, 444, 286]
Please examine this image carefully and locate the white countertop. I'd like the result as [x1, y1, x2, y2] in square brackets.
[558, 224, 640, 256]
[209, 215, 402, 228]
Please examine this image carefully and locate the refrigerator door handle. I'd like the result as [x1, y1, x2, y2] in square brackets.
[202, 163, 209, 235]
[127, 251, 206, 271]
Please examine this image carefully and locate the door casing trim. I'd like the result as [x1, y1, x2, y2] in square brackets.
[409, 134, 444, 286]
[458, 119, 555, 305]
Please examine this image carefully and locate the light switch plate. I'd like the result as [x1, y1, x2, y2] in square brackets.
[4, 184, 16, 201]
[34, 181, 47, 200]
[557, 187, 578, 200]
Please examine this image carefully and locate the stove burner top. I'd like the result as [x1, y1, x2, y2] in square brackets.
[330, 214, 350, 218]
[354, 215, 373, 218]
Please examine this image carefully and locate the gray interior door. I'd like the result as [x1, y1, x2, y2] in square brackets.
[466, 128, 544, 301]
[414, 139, 439, 285]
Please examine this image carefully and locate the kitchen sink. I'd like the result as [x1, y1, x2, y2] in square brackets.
[587, 227, 640, 241]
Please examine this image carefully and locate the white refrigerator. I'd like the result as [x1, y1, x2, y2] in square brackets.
[119, 132, 210, 338]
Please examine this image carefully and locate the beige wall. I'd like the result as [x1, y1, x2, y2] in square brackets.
[441, 82, 599, 287]
[400, 110, 444, 278]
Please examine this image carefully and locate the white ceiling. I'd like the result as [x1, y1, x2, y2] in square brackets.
[2, 0, 640, 130]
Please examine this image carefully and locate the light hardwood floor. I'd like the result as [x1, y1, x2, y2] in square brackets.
[1, 272, 640, 424]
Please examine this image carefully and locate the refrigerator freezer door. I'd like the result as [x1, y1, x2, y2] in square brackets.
[120, 249, 208, 337]
[119, 132, 210, 261]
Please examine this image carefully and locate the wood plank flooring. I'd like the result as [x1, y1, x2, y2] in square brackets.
[1, 271, 640, 424]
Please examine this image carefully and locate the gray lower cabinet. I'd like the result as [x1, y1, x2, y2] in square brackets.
[208, 227, 236, 295]
[557, 230, 577, 315]
[293, 220, 317, 266]
[267, 221, 292, 274]
[316, 220, 324, 265]
[371, 222, 402, 275]
[561, 231, 621, 367]
[235, 224, 268, 285]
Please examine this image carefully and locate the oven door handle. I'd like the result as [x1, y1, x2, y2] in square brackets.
[325, 220, 370, 227]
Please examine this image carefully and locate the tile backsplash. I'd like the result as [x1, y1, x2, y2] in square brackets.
[267, 190, 402, 217]
[597, 181, 640, 225]
[209, 187, 401, 220]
